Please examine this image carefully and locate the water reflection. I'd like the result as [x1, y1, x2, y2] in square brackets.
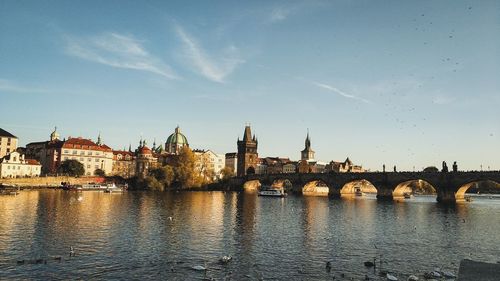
[0, 190, 499, 280]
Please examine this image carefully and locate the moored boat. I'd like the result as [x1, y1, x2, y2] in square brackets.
[258, 186, 286, 197]
[355, 187, 363, 196]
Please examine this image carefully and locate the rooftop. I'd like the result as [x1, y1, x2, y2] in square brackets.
[0, 128, 17, 138]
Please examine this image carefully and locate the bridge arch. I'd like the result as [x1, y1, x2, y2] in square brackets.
[302, 180, 330, 196]
[455, 180, 500, 202]
[243, 180, 261, 191]
[271, 178, 293, 191]
[393, 179, 437, 200]
[340, 180, 377, 198]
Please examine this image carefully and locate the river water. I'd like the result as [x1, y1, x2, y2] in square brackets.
[0, 190, 499, 280]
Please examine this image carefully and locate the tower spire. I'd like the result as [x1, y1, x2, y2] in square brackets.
[97, 132, 102, 145]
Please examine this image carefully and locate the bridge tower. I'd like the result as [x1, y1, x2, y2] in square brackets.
[237, 125, 258, 177]
[301, 130, 315, 161]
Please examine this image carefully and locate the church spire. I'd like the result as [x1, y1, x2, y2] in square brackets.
[96, 132, 102, 145]
[305, 129, 311, 149]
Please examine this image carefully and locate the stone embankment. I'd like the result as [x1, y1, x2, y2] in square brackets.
[0, 176, 105, 188]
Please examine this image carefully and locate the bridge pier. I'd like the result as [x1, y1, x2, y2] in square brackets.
[376, 188, 393, 201]
[436, 190, 457, 204]
[328, 188, 341, 198]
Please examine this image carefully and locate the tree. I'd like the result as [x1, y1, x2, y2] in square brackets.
[174, 147, 202, 188]
[423, 166, 439, 173]
[58, 160, 85, 177]
[220, 167, 235, 179]
[94, 169, 105, 176]
[148, 165, 175, 188]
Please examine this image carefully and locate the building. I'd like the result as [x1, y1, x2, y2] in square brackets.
[263, 157, 291, 174]
[301, 131, 315, 161]
[325, 157, 365, 173]
[112, 150, 135, 178]
[225, 152, 237, 175]
[165, 126, 189, 155]
[283, 162, 297, 173]
[135, 140, 158, 178]
[255, 158, 267, 175]
[26, 128, 113, 176]
[0, 128, 18, 158]
[237, 125, 258, 176]
[194, 149, 225, 180]
[0, 151, 41, 178]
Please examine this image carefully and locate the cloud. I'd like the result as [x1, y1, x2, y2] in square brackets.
[0, 79, 50, 94]
[175, 25, 244, 83]
[65, 32, 178, 79]
[269, 7, 295, 22]
[310, 81, 370, 103]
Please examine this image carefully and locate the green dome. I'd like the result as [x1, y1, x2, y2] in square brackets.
[166, 126, 188, 146]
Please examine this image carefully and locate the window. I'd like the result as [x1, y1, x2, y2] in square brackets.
[73, 150, 77, 155]
[95, 165, 99, 169]
[80, 151, 85, 155]
[64, 157, 68, 160]
[88, 158, 91, 162]
[88, 151, 92, 155]
[87, 165, 90, 168]
[80, 158, 84, 161]
[95, 159, 99, 162]
[6, 148, 10, 153]
[64, 150, 69, 154]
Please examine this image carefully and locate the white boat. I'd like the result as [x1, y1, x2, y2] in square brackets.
[104, 184, 124, 193]
[355, 187, 363, 196]
[258, 187, 286, 197]
[81, 183, 117, 191]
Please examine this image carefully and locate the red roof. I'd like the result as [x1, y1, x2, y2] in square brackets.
[138, 146, 152, 154]
[25, 159, 41, 165]
[113, 150, 134, 156]
[61, 137, 112, 152]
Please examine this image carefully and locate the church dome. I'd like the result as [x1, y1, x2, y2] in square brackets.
[138, 146, 152, 155]
[166, 126, 189, 146]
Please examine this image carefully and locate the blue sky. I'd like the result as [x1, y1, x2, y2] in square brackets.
[1, 0, 499, 171]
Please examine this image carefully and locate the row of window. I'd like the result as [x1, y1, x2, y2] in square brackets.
[63, 157, 102, 163]
[64, 150, 101, 156]
[3, 165, 39, 170]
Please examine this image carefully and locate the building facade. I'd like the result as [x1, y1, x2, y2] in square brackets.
[26, 128, 113, 175]
[0, 128, 18, 159]
[0, 151, 41, 178]
[225, 152, 237, 175]
[237, 125, 258, 176]
[112, 150, 135, 178]
[135, 141, 158, 178]
[194, 149, 225, 180]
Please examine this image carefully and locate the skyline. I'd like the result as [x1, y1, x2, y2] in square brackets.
[1, 0, 499, 171]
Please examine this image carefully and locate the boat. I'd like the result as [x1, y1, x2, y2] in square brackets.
[258, 186, 286, 197]
[403, 192, 412, 199]
[464, 195, 473, 202]
[355, 187, 363, 196]
[104, 185, 124, 193]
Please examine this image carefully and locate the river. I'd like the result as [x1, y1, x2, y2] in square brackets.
[1, 190, 499, 280]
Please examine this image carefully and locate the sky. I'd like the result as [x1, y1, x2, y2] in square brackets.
[1, 0, 499, 171]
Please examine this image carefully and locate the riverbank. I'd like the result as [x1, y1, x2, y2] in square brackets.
[0, 176, 106, 188]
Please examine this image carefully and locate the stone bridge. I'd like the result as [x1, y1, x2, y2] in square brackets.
[227, 171, 500, 203]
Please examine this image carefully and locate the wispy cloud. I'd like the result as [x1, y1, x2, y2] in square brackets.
[269, 7, 295, 22]
[65, 32, 178, 79]
[268, 1, 328, 23]
[175, 25, 244, 83]
[310, 80, 370, 103]
[0, 79, 50, 94]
